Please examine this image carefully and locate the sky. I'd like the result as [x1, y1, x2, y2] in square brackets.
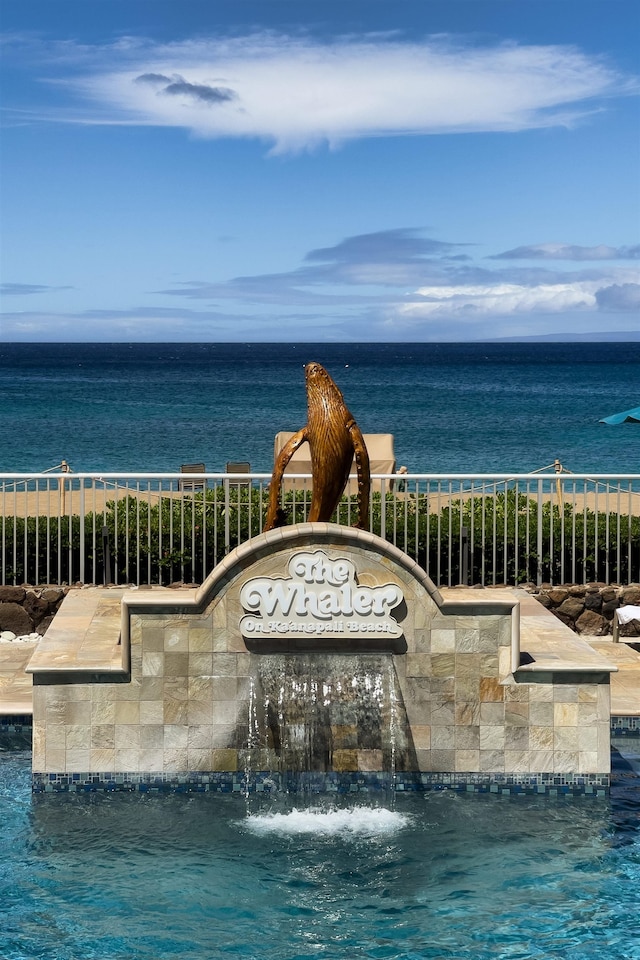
[1, 0, 639, 342]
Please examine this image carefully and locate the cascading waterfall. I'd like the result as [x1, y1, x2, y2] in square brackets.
[243, 653, 415, 799]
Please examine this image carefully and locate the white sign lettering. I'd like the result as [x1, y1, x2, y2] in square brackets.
[239, 551, 404, 641]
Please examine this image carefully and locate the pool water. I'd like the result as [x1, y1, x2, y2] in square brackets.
[2, 745, 640, 960]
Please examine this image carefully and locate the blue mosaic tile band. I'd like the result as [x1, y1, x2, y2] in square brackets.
[0, 714, 32, 733]
[611, 716, 640, 737]
[0, 715, 33, 749]
[32, 769, 609, 796]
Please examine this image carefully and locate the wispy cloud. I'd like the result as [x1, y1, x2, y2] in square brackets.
[156, 229, 489, 302]
[491, 243, 640, 261]
[9, 32, 637, 151]
[0, 305, 342, 341]
[154, 228, 640, 326]
[0, 282, 73, 295]
[305, 229, 468, 263]
[3, 229, 637, 340]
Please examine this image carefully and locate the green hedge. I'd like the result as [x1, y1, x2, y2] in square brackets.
[2, 488, 638, 586]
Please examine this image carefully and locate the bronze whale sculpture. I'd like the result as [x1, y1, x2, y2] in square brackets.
[264, 362, 370, 530]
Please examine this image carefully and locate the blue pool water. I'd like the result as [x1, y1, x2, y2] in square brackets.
[2, 744, 640, 959]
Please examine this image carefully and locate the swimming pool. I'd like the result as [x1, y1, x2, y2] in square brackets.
[2, 744, 640, 960]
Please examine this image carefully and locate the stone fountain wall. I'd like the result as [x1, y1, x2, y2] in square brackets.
[30, 524, 612, 794]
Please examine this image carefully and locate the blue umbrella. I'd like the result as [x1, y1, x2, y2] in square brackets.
[599, 405, 640, 424]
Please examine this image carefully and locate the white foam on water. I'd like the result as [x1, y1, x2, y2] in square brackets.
[244, 806, 410, 837]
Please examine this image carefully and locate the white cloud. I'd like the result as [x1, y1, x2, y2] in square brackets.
[401, 280, 601, 319]
[44, 33, 635, 151]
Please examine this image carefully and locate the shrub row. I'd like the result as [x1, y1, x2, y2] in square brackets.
[1, 488, 639, 588]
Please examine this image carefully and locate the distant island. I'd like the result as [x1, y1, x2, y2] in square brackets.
[485, 331, 640, 343]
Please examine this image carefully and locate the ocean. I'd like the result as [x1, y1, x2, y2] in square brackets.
[1, 342, 639, 476]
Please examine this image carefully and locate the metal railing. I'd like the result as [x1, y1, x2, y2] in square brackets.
[1, 471, 639, 588]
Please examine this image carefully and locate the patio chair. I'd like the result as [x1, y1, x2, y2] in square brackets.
[179, 463, 206, 492]
[226, 461, 251, 491]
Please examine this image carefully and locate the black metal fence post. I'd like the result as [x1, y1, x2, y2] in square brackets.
[461, 525, 469, 585]
[102, 524, 112, 586]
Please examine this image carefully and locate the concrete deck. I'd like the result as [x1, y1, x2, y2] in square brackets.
[26, 587, 127, 677]
[1, 587, 130, 716]
[2, 586, 640, 718]
[0, 640, 39, 714]
[586, 639, 640, 717]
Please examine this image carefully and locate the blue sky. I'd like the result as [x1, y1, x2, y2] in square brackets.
[1, 0, 639, 342]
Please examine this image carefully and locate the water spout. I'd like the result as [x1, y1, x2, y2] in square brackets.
[243, 653, 415, 800]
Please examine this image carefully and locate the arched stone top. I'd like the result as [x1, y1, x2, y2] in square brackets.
[119, 523, 445, 649]
[193, 522, 444, 610]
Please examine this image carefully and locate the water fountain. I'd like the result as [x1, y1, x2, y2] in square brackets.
[246, 651, 414, 789]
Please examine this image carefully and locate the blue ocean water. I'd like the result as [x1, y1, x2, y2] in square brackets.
[1, 342, 639, 475]
[2, 745, 640, 959]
